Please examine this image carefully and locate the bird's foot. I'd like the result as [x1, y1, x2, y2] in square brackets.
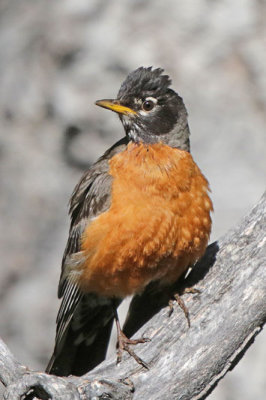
[116, 329, 150, 369]
[168, 287, 201, 327]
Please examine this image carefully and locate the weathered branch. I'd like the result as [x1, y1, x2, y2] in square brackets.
[0, 192, 265, 400]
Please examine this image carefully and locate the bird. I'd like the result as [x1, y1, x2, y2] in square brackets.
[46, 66, 213, 377]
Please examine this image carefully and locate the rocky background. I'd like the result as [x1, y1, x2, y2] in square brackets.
[0, 1, 265, 399]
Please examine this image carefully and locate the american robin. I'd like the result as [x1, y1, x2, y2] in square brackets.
[46, 66, 212, 376]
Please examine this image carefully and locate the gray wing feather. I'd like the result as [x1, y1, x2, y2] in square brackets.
[47, 137, 128, 375]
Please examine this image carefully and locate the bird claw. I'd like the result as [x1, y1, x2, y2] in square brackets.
[183, 287, 201, 295]
[116, 330, 150, 369]
[168, 286, 201, 327]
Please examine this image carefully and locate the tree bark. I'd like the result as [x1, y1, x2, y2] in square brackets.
[0, 192, 265, 400]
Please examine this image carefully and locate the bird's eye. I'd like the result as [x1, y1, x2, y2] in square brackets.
[142, 99, 155, 112]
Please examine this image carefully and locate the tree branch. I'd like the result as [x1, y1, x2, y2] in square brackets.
[1, 192, 265, 400]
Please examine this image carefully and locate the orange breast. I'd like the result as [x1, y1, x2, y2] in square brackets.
[79, 142, 212, 298]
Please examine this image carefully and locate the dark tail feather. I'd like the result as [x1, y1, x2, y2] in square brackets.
[46, 296, 121, 376]
[46, 318, 114, 376]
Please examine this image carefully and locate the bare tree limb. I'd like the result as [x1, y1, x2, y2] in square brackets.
[0, 336, 27, 388]
[0, 192, 265, 400]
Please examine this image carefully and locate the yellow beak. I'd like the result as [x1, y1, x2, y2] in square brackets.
[95, 99, 136, 115]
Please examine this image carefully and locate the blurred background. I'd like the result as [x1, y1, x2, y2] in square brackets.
[0, 1, 265, 399]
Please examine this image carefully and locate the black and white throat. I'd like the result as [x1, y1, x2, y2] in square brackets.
[120, 112, 191, 152]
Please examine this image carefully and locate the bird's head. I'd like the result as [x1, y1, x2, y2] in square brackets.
[95, 67, 190, 151]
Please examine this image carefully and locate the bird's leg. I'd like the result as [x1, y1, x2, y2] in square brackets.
[113, 307, 150, 369]
[168, 287, 201, 327]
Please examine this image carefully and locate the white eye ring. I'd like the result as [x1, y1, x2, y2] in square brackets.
[142, 97, 157, 112]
